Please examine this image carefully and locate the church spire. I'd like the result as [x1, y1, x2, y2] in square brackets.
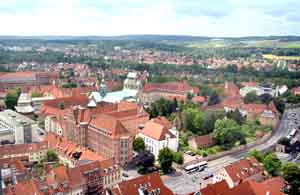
[99, 71, 107, 98]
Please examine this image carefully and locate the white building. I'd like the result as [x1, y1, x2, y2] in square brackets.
[138, 117, 179, 159]
[15, 93, 54, 114]
[0, 110, 38, 144]
[239, 85, 288, 98]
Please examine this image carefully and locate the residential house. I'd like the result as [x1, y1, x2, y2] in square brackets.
[213, 157, 265, 188]
[200, 177, 286, 195]
[108, 172, 174, 195]
[4, 160, 107, 195]
[188, 134, 215, 150]
[138, 117, 179, 158]
[0, 142, 48, 162]
[0, 158, 28, 189]
[45, 132, 106, 168]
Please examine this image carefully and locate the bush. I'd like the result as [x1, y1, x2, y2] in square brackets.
[47, 150, 58, 162]
[173, 152, 183, 165]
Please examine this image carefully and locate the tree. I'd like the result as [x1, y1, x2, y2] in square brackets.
[208, 91, 220, 106]
[263, 153, 282, 176]
[282, 162, 300, 195]
[259, 94, 273, 104]
[244, 91, 260, 104]
[133, 137, 145, 153]
[158, 147, 174, 173]
[5, 91, 19, 110]
[187, 93, 193, 101]
[146, 98, 176, 118]
[62, 82, 77, 88]
[278, 137, 291, 147]
[225, 64, 238, 73]
[135, 151, 155, 173]
[213, 118, 245, 150]
[181, 108, 205, 134]
[247, 150, 265, 163]
[47, 150, 58, 162]
[273, 97, 285, 113]
[202, 111, 225, 134]
[226, 109, 245, 125]
[173, 152, 183, 165]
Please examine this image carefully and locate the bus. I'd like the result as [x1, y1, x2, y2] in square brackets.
[184, 161, 208, 174]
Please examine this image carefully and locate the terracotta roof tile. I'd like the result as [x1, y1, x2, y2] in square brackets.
[224, 157, 264, 183]
[112, 172, 174, 195]
[200, 181, 230, 195]
[141, 117, 175, 141]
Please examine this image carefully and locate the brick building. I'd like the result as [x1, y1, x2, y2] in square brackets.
[41, 96, 149, 166]
[0, 71, 58, 90]
[140, 81, 199, 105]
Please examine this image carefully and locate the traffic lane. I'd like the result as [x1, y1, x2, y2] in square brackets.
[163, 168, 212, 194]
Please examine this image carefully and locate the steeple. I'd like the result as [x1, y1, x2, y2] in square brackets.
[99, 71, 107, 98]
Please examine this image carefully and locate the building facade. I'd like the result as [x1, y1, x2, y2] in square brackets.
[213, 157, 265, 188]
[0, 110, 38, 144]
[138, 117, 179, 158]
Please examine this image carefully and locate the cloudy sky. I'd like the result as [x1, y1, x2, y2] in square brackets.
[0, 0, 299, 37]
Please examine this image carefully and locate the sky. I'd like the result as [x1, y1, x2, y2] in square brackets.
[0, 0, 300, 37]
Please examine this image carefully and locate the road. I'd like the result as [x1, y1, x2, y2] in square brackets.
[163, 108, 296, 194]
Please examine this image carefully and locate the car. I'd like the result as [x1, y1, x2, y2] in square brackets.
[122, 173, 129, 177]
[202, 173, 213, 180]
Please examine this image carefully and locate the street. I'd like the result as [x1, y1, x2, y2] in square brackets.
[163, 108, 296, 194]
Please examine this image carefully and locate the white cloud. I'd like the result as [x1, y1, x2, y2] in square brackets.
[0, 0, 299, 36]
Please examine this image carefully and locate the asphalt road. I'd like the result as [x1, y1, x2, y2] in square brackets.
[163, 108, 297, 194]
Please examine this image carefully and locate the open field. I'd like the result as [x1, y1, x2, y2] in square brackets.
[263, 54, 300, 60]
[186, 39, 300, 49]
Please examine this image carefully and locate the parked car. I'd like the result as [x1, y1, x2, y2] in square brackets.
[202, 173, 213, 180]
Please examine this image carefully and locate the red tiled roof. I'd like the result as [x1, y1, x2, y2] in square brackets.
[164, 94, 187, 102]
[143, 81, 196, 95]
[40, 94, 89, 116]
[225, 82, 241, 97]
[141, 117, 175, 141]
[221, 180, 286, 195]
[240, 82, 257, 87]
[190, 134, 214, 148]
[4, 179, 43, 195]
[0, 142, 48, 158]
[200, 181, 230, 195]
[112, 172, 174, 195]
[45, 133, 105, 162]
[0, 71, 37, 79]
[90, 114, 131, 139]
[224, 157, 264, 183]
[0, 158, 27, 173]
[192, 96, 206, 104]
[262, 177, 286, 192]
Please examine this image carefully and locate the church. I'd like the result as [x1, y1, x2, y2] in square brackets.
[88, 72, 142, 107]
